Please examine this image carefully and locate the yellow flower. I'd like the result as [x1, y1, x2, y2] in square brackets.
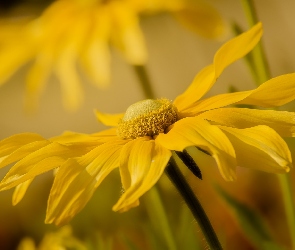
[1, 22, 294, 226]
[0, 0, 223, 111]
[17, 226, 87, 250]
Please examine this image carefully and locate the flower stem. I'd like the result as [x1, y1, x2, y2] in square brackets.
[241, 1, 295, 248]
[133, 65, 156, 99]
[165, 157, 223, 250]
[144, 187, 178, 250]
[133, 64, 177, 249]
[240, 0, 270, 84]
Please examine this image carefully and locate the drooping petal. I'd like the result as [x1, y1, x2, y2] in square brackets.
[95, 110, 124, 127]
[174, 22, 262, 112]
[113, 137, 171, 212]
[12, 178, 34, 205]
[156, 117, 237, 181]
[46, 139, 126, 226]
[219, 125, 292, 173]
[198, 108, 295, 137]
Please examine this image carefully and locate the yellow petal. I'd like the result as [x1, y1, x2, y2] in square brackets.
[237, 73, 295, 107]
[156, 117, 236, 181]
[0, 133, 45, 158]
[95, 110, 124, 127]
[80, 8, 111, 87]
[12, 178, 34, 205]
[0, 141, 74, 191]
[174, 22, 263, 112]
[46, 139, 126, 225]
[174, 2, 224, 39]
[0, 140, 50, 169]
[219, 125, 292, 173]
[113, 137, 171, 212]
[199, 108, 295, 137]
[0, 43, 34, 85]
[110, 1, 147, 64]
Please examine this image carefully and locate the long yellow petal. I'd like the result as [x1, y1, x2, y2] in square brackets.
[95, 110, 124, 127]
[174, 22, 262, 112]
[46, 139, 126, 225]
[0, 142, 77, 190]
[219, 125, 292, 173]
[113, 138, 171, 212]
[199, 108, 295, 137]
[156, 117, 237, 181]
[237, 73, 295, 107]
[0, 133, 45, 158]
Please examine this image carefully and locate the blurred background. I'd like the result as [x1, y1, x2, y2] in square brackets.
[0, 0, 295, 249]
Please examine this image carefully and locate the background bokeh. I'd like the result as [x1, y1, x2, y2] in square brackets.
[0, 0, 295, 249]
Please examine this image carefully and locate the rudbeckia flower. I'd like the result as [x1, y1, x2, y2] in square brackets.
[1, 22, 294, 226]
[0, 0, 223, 111]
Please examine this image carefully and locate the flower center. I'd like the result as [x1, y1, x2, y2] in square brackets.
[117, 98, 178, 139]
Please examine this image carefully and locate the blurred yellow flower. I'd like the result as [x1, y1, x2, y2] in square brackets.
[17, 226, 87, 250]
[0, 0, 223, 111]
[1, 23, 294, 226]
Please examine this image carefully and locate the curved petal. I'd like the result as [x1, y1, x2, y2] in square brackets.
[174, 22, 262, 112]
[46, 139, 126, 226]
[219, 125, 292, 173]
[95, 110, 124, 127]
[237, 73, 295, 107]
[198, 108, 295, 137]
[156, 117, 237, 181]
[113, 137, 171, 212]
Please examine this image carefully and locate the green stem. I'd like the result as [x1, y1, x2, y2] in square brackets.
[241, 0, 270, 84]
[133, 64, 177, 249]
[165, 157, 223, 250]
[277, 174, 295, 248]
[133, 65, 156, 99]
[241, 1, 295, 248]
[144, 187, 178, 250]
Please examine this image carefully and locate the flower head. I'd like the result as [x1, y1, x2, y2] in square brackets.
[1, 22, 295, 226]
[0, 0, 223, 111]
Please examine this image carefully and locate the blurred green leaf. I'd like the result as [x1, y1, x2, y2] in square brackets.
[215, 185, 285, 250]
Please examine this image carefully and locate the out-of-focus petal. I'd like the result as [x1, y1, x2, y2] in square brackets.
[156, 117, 236, 181]
[174, 22, 262, 112]
[113, 137, 171, 212]
[80, 7, 111, 87]
[174, 2, 224, 39]
[110, 1, 147, 64]
[199, 108, 295, 137]
[46, 139, 126, 225]
[219, 125, 292, 173]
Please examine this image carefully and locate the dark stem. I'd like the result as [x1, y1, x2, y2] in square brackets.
[165, 157, 223, 250]
[133, 65, 156, 99]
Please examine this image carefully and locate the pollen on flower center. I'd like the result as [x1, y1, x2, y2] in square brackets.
[117, 98, 178, 139]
